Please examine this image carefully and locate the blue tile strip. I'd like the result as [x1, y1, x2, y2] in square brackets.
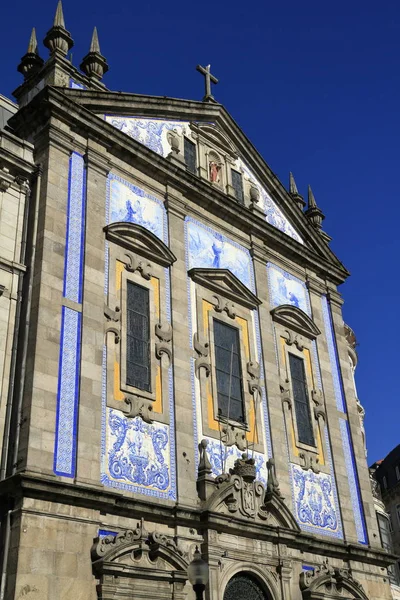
[54, 307, 82, 476]
[54, 151, 86, 477]
[321, 294, 368, 545]
[340, 418, 368, 544]
[63, 152, 86, 303]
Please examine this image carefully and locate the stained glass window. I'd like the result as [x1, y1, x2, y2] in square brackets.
[184, 137, 197, 174]
[289, 353, 314, 446]
[214, 319, 244, 423]
[231, 169, 244, 204]
[223, 574, 268, 600]
[126, 281, 151, 391]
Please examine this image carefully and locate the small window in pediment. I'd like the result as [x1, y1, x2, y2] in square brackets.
[231, 168, 244, 205]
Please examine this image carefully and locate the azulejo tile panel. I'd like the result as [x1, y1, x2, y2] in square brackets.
[291, 462, 342, 538]
[339, 418, 368, 544]
[63, 152, 86, 304]
[102, 409, 174, 499]
[54, 151, 86, 478]
[186, 217, 254, 291]
[108, 174, 165, 241]
[238, 161, 303, 244]
[267, 262, 310, 315]
[185, 217, 272, 477]
[101, 174, 176, 500]
[54, 307, 82, 477]
[205, 437, 268, 485]
[105, 116, 188, 158]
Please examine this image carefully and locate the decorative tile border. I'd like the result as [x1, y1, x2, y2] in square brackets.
[185, 217, 272, 473]
[320, 295, 346, 413]
[339, 418, 368, 544]
[54, 307, 82, 477]
[100, 174, 176, 500]
[63, 152, 86, 304]
[54, 151, 86, 477]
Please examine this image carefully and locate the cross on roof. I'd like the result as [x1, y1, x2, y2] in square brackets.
[196, 64, 218, 102]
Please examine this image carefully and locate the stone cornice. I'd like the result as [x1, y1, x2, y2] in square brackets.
[9, 87, 349, 285]
[0, 472, 396, 568]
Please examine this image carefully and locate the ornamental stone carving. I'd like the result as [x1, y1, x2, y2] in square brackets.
[193, 333, 211, 376]
[300, 559, 368, 600]
[124, 251, 152, 280]
[122, 394, 154, 423]
[155, 321, 173, 363]
[196, 450, 300, 530]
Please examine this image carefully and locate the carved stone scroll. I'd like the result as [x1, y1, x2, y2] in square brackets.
[193, 333, 211, 376]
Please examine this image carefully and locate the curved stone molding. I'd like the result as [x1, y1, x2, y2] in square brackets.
[91, 521, 189, 599]
[300, 560, 368, 600]
[270, 304, 321, 339]
[104, 221, 177, 267]
[188, 268, 261, 310]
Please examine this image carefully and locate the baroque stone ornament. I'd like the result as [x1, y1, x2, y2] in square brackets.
[124, 251, 152, 280]
[43, 0, 74, 58]
[17, 28, 44, 80]
[193, 333, 211, 376]
[220, 421, 247, 451]
[91, 521, 189, 598]
[212, 294, 236, 318]
[197, 451, 300, 530]
[123, 394, 154, 423]
[300, 559, 368, 600]
[155, 321, 173, 363]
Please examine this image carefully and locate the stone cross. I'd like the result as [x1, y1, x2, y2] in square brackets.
[196, 64, 218, 101]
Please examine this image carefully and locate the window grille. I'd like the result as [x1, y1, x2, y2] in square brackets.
[184, 137, 197, 174]
[231, 169, 244, 204]
[289, 353, 314, 446]
[126, 281, 151, 391]
[214, 319, 244, 423]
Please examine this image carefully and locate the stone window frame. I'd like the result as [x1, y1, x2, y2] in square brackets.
[104, 222, 176, 425]
[271, 305, 329, 474]
[190, 268, 264, 453]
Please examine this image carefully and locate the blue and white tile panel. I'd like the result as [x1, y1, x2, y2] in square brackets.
[106, 116, 302, 244]
[339, 419, 368, 544]
[54, 307, 82, 477]
[63, 152, 86, 303]
[290, 429, 343, 539]
[185, 217, 272, 471]
[54, 151, 86, 477]
[101, 174, 177, 500]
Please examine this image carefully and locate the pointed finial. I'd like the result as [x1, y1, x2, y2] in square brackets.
[289, 172, 298, 195]
[43, 0, 74, 58]
[90, 27, 101, 53]
[288, 172, 306, 210]
[305, 185, 325, 229]
[27, 28, 38, 54]
[53, 0, 65, 27]
[17, 28, 44, 81]
[80, 27, 109, 82]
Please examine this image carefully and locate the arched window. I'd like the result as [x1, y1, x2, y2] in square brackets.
[223, 573, 270, 600]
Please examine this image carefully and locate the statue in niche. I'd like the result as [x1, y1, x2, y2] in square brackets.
[209, 161, 221, 183]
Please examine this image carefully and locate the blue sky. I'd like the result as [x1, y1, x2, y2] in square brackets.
[2, 0, 399, 463]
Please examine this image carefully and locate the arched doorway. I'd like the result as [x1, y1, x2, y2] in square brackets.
[223, 573, 270, 600]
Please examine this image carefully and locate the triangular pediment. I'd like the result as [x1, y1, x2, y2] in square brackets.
[188, 268, 261, 310]
[39, 88, 349, 282]
[104, 222, 176, 267]
[270, 304, 321, 339]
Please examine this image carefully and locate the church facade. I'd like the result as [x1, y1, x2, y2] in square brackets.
[0, 4, 395, 599]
